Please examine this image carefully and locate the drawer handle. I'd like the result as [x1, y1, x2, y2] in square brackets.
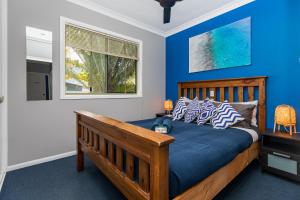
[273, 152, 291, 159]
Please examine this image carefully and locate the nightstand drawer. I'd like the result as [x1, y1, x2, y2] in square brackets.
[268, 154, 298, 175]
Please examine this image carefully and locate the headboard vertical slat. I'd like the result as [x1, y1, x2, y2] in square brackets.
[190, 89, 194, 99]
[203, 88, 207, 99]
[177, 77, 267, 133]
[238, 87, 244, 102]
[196, 89, 200, 100]
[220, 87, 225, 102]
[183, 89, 187, 98]
[248, 87, 254, 101]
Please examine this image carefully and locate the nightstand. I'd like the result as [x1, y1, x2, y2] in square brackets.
[260, 130, 300, 182]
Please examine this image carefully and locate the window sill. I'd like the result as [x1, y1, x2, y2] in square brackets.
[60, 94, 143, 100]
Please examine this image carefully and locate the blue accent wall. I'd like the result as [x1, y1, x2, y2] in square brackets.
[166, 0, 300, 130]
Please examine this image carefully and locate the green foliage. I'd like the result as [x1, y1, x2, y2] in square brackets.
[65, 47, 137, 94]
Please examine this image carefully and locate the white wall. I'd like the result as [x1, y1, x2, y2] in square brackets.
[0, 0, 3, 176]
[1, 0, 8, 183]
[8, 0, 165, 165]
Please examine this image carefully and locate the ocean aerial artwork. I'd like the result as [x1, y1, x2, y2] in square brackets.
[189, 17, 251, 73]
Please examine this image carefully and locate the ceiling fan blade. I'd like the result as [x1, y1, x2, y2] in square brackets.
[164, 7, 171, 24]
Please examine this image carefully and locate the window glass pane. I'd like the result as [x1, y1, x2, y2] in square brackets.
[64, 24, 139, 96]
[107, 56, 137, 94]
[125, 59, 137, 93]
[65, 47, 91, 94]
[65, 47, 107, 94]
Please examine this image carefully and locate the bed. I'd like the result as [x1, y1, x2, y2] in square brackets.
[75, 76, 267, 200]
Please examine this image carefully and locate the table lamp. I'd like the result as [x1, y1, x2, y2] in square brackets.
[274, 105, 297, 135]
[164, 100, 173, 117]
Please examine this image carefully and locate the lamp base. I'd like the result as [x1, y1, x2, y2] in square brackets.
[274, 123, 297, 136]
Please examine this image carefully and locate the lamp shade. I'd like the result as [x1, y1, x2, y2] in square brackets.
[275, 105, 296, 125]
[164, 100, 173, 111]
[274, 104, 297, 135]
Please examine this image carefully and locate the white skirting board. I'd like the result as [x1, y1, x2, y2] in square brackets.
[0, 171, 6, 192]
[6, 151, 76, 172]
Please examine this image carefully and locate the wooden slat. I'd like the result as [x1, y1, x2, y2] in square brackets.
[89, 130, 93, 146]
[220, 87, 225, 102]
[202, 88, 207, 99]
[178, 83, 182, 99]
[82, 127, 86, 143]
[100, 137, 107, 157]
[183, 88, 187, 98]
[190, 88, 194, 99]
[238, 87, 244, 102]
[116, 146, 123, 171]
[139, 159, 150, 192]
[80, 126, 84, 140]
[229, 87, 234, 102]
[196, 88, 200, 99]
[248, 86, 254, 101]
[126, 152, 134, 180]
[93, 134, 99, 151]
[109, 142, 114, 163]
[85, 128, 88, 144]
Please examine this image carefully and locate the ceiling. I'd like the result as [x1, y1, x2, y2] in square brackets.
[67, 0, 254, 36]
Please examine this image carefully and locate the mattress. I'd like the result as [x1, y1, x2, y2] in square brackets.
[130, 118, 256, 198]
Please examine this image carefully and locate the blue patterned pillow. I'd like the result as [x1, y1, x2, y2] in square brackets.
[172, 98, 188, 121]
[211, 101, 244, 129]
[184, 97, 201, 123]
[197, 99, 217, 125]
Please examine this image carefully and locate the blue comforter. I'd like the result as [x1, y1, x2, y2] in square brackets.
[130, 118, 253, 198]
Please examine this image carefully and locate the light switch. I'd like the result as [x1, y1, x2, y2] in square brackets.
[210, 90, 215, 97]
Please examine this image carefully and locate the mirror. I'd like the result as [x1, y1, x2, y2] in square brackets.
[26, 26, 53, 101]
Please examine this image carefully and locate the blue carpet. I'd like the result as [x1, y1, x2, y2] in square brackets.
[1, 156, 299, 200]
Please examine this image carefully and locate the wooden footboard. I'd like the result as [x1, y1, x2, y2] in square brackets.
[75, 111, 174, 200]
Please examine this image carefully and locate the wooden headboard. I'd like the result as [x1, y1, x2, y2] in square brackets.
[178, 76, 267, 132]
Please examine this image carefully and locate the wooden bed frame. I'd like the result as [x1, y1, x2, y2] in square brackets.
[75, 76, 267, 200]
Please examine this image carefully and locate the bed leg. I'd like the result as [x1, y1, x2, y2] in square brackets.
[76, 114, 84, 171]
[77, 147, 84, 171]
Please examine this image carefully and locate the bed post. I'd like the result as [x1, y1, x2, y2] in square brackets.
[76, 114, 84, 171]
[150, 145, 170, 200]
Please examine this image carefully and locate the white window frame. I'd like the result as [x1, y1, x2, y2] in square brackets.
[60, 17, 143, 99]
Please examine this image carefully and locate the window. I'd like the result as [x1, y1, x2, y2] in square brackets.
[60, 17, 142, 99]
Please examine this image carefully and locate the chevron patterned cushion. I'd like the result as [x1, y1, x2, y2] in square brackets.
[211, 101, 245, 129]
[184, 97, 201, 123]
[172, 98, 188, 121]
[197, 99, 217, 125]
